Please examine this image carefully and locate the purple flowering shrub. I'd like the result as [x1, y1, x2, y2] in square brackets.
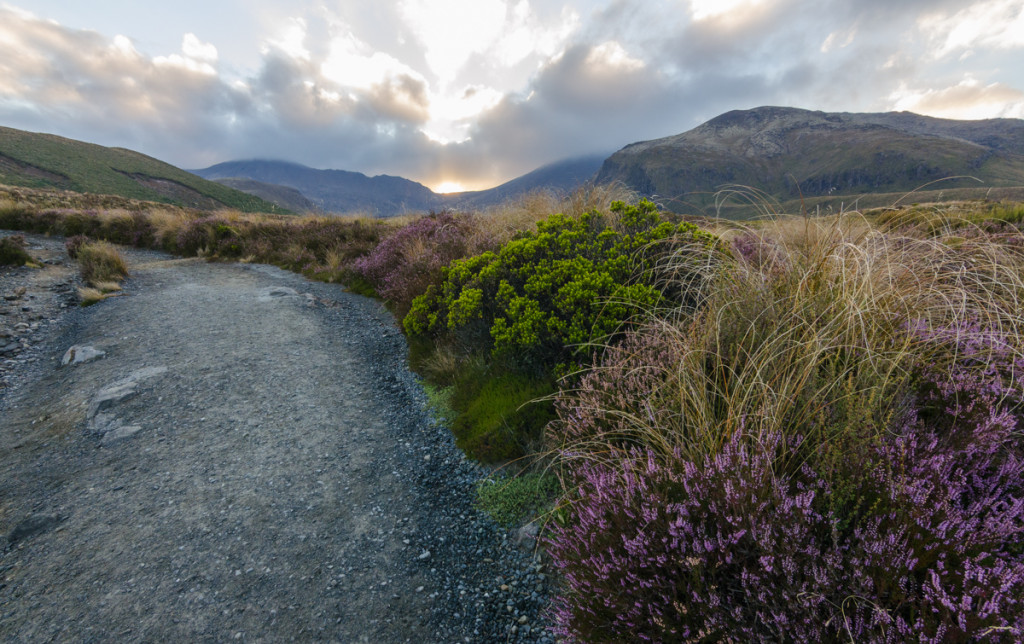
[730, 230, 786, 272]
[548, 322, 1024, 642]
[352, 211, 488, 315]
[549, 431, 1024, 642]
[64, 234, 90, 259]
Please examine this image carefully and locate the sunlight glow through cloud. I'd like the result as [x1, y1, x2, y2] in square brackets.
[1, 0, 1023, 191]
[434, 180, 466, 193]
[889, 78, 1024, 120]
[320, 33, 423, 92]
[919, 0, 1024, 59]
[689, 0, 767, 21]
[399, 0, 508, 81]
[265, 17, 310, 60]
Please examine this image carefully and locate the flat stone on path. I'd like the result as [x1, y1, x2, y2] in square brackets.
[61, 345, 105, 366]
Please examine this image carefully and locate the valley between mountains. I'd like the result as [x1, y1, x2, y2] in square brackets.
[0, 236, 552, 643]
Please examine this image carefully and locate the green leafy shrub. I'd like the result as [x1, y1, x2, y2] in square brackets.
[476, 471, 560, 528]
[404, 200, 716, 375]
[0, 235, 32, 266]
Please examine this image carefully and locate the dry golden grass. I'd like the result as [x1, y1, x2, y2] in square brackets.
[562, 206, 1024, 475]
[473, 183, 639, 245]
[77, 282, 122, 306]
[76, 241, 129, 286]
[147, 207, 195, 246]
[91, 280, 122, 293]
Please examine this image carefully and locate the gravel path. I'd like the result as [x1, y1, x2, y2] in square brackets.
[0, 235, 554, 643]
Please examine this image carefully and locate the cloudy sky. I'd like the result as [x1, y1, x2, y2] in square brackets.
[1, 1, 1022, 192]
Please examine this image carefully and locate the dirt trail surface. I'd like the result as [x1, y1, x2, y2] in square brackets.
[0, 234, 554, 643]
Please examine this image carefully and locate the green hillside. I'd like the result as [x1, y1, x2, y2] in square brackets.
[596, 107, 1024, 216]
[0, 126, 286, 213]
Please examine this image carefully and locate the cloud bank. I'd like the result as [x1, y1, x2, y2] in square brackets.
[1, 0, 1022, 190]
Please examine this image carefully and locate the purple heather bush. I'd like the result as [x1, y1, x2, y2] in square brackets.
[353, 211, 489, 314]
[64, 234, 90, 259]
[548, 321, 1024, 642]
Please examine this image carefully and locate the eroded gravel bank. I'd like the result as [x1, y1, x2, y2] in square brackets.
[0, 236, 554, 643]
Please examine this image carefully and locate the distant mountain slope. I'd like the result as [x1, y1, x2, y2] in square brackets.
[209, 177, 319, 214]
[193, 156, 607, 216]
[447, 155, 607, 208]
[0, 126, 284, 213]
[192, 160, 438, 216]
[595, 107, 1024, 212]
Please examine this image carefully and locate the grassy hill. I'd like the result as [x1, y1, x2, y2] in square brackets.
[596, 107, 1024, 216]
[0, 126, 286, 213]
[209, 177, 319, 213]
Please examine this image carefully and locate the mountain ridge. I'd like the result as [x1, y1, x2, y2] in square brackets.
[192, 159, 437, 216]
[596, 106, 1024, 213]
[193, 155, 607, 216]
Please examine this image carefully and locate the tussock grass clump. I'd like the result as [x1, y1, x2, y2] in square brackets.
[0, 234, 32, 266]
[558, 212, 1024, 469]
[77, 282, 122, 306]
[76, 241, 129, 286]
[476, 183, 638, 246]
[549, 208, 1024, 641]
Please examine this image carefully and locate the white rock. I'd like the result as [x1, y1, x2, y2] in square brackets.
[61, 345, 105, 366]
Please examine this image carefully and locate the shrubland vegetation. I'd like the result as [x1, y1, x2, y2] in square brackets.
[71, 240, 129, 305]
[547, 206, 1024, 641]
[0, 234, 32, 266]
[3, 182, 1024, 640]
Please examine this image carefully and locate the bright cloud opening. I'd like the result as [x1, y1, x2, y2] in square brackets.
[399, 0, 507, 80]
[587, 41, 644, 71]
[889, 78, 1024, 120]
[690, 0, 767, 21]
[920, 0, 1024, 58]
[182, 33, 218, 63]
[434, 180, 466, 193]
[266, 17, 310, 60]
[422, 84, 503, 144]
[321, 32, 423, 91]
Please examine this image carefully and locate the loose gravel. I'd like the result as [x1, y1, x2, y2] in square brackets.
[0, 234, 555, 643]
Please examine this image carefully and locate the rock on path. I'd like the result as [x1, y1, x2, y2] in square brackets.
[0, 250, 554, 642]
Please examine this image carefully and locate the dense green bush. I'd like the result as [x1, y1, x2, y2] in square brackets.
[404, 200, 715, 375]
[402, 200, 715, 462]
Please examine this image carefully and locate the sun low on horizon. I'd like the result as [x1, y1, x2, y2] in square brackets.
[433, 181, 468, 194]
[0, 0, 1021, 189]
